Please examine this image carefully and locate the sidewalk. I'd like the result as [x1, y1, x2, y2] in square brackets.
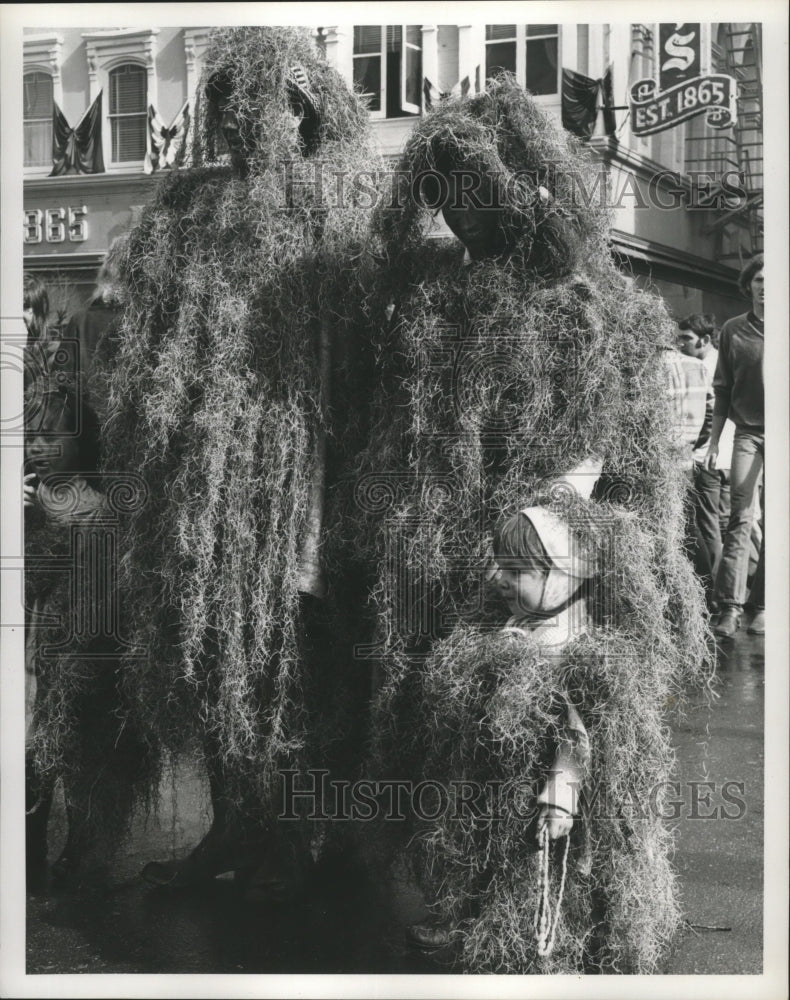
[27, 633, 764, 976]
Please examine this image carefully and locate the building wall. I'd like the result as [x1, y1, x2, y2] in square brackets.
[23, 26, 201, 307]
[23, 22, 759, 324]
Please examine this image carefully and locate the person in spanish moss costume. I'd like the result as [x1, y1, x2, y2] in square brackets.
[99, 27, 378, 895]
[350, 76, 711, 971]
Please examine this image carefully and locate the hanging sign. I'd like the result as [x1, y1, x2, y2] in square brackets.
[658, 23, 701, 90]
[630, 23, 737, 136]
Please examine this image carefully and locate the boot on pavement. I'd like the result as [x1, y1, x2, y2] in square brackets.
[406, 918, 454, 950]
[747, 609, 765, 635]
[713, 607, 742, 638]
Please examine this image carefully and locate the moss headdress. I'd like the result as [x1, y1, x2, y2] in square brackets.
[377, 74, 611, 279]
[191, 26, 369, 172]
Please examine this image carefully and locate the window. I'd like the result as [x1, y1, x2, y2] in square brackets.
[485, 24, 517, 79]
[23, 33, 63, 173]
[109, 63, 147, 162]
[353, 25, 422, 118]
[484, 24, 560, 96]
[83, 28, 158, 170]
[24, 72, 53, 167]
[525, 25, 559, 95]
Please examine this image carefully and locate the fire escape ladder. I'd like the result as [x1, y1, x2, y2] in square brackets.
[684, 24, 763, 260]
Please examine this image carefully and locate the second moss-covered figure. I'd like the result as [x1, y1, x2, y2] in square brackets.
[101, 27, 378, 890]
[351, 77, 710, 971]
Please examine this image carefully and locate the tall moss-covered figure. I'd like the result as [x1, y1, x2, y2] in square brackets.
[101, 27, 377, 888]
[352, 78, 710, 971]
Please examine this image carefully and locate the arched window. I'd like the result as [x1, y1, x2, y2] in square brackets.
[109, 63, 147, 162]
[24, 71, 53, 167]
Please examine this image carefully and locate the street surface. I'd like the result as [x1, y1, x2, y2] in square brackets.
[27, 631, 764, 976]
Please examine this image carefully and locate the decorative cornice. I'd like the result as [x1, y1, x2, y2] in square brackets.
[183, 27, 210, 71]
[23, 32, 64, 67]
[24, 172, 160, 197]
[83, 28, 159, 91]
[82, 27, 160, 119]
[23, 32, 64, 102]
[22, 252, 105, 271]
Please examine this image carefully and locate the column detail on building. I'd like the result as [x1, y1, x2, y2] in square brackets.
[560, 23, 577, 77]
[457, 24, 484, 89]
[183, 27, 211, 116]
[608, 22, 632, 144]
[323, 26, 353, 85]
[421, 24, 439, 97]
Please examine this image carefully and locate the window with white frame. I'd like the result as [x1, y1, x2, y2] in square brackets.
[24, 71, 54, 167]
[485, 24, 517, 79]
[23, 32, 63, 171]
[484, 24, 560, 96]
[353, 26, 422, 118]
[83, 28, 158, 170]
[109, 63, 148, 162]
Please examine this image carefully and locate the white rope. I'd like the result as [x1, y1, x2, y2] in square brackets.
[533, 827, 571, 958]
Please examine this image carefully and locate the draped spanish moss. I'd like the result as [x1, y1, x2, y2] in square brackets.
[98, 27, 379, 813]
[348, 78, 711, 972]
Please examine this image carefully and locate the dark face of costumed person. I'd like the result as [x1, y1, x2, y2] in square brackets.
[440, 167, 509, 261]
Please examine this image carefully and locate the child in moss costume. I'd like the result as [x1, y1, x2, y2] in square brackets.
[99, 27, 377, 893]
[409, 503, 596, 951]
[403, 494, 689, 972]
[25, 376, 154, 889]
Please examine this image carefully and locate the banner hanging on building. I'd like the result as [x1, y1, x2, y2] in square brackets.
[144, 101, 190, 174]
[561, 65, 617, 140]
[630, 23, 737, 136]
[50, 92, 105, 176]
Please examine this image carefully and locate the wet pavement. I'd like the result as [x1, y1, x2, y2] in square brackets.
[26, 631, 764, 976]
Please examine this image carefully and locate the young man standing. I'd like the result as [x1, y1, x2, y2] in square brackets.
[705, 255, 765, 637]
[675, 314, 735, 603]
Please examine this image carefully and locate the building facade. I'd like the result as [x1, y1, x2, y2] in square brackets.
[23, 22, 762, 324]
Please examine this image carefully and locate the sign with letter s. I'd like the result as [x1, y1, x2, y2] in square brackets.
[659, 23, 701, 91]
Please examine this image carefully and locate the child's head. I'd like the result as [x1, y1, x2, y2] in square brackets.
[23, 273, 49, 341]
[25, 376, 101, 479]
[492, 511, 553, 617]
[492, 507, 593, 618]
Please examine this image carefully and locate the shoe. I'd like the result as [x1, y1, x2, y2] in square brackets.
[406, 919, 454, 950]
[141, 827, 266, 889]
[747, 610, 765, 635]
[141, 858, 204, 889]
[712, 608, 742, 638]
